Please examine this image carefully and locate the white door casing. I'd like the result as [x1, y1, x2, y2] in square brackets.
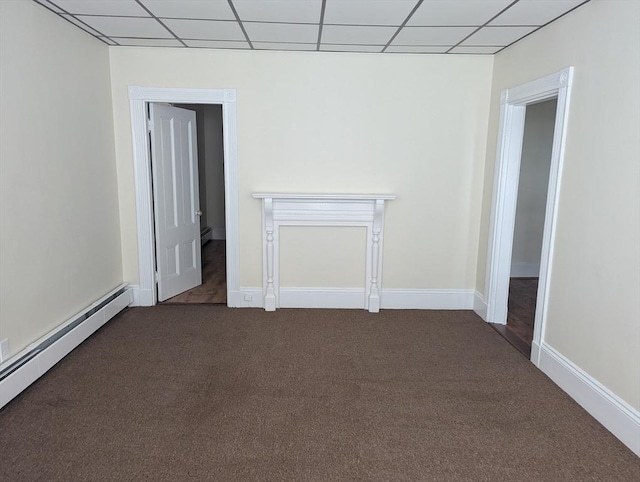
[150, 104, 202, 301]
[483, 67, 574, 365]
[128, 87, 239, 307]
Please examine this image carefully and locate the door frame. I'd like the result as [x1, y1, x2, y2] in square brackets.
[128, 86, 239, 307]
[484, 67, 574, 365]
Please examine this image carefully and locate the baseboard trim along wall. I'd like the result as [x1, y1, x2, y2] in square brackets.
[0, 284, 133, 409]
[473, 291, 488, 320]
[229, 288, 475, 310]
[535, 341, 640, 456]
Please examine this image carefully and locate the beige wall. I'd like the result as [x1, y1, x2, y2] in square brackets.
[476, 0, 640, 409]
[203, 104, 226, 232]
[511, 99, 556, 275]
[0, 1, 122, 357]
[109, 48, 493, 289]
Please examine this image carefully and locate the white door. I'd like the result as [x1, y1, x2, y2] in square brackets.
[150, 104, 202, 301]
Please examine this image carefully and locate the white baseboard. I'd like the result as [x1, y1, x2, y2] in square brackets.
[200, 227, 213, 245]
[129, 284, 154, 307]
[536, 342, 640, 456]
[279, 288, 365, 309]
[211, 228, 226, 240]
[0, 285, 133, 408]
[229, 288, 475, 310]
[381, 289, 474, 309]
[227, 288, 264, 308]
[510, 262, 540, 278]
[473, 290, 487, 320]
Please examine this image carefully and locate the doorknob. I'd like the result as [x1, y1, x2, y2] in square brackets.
[195, 210, 203, 216]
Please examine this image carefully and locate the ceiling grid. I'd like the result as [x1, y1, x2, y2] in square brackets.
[33, 0, 590, 55]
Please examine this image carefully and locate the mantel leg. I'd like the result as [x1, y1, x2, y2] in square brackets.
[263, 199, 277, 311]
[368, 200, 384, 313]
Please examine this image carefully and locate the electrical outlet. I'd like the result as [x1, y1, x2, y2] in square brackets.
[0, 338, 9, 363]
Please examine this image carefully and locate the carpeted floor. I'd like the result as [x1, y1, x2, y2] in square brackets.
[1, 306, 637, 481]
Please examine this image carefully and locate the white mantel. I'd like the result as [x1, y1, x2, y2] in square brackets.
[252, 193, 395, 312]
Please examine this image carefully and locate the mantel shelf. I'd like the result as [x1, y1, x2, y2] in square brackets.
[252, 193, 396, 201]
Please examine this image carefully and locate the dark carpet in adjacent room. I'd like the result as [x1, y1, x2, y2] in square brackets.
[1, 306, 637, 481]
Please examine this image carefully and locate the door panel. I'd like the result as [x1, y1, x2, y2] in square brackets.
[150, 104, 202, 301]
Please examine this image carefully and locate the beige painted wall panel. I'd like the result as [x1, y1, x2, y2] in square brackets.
[109, 49, 493, 290]
[511, 99, 556, 272]
[279, 227, 366, 288]
[0, 1, 122, 357]
[476, 0, 640, 408]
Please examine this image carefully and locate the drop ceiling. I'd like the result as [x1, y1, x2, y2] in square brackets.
[34, 0, 590, 55]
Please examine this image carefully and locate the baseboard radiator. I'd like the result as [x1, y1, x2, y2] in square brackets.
[0, 284, 132, 408]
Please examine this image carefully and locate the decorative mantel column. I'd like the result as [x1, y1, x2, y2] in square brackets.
[252, 193, 395, 313]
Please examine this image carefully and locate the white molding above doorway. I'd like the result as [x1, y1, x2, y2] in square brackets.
[128, 86, 239, 306]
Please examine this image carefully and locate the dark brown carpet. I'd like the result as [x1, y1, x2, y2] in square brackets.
[1, 306, 638, 481]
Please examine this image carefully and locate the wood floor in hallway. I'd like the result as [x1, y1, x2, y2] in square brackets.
[163, 240, 227, 304]
[490, 277, 538, 358]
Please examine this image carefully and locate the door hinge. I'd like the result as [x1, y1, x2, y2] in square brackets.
[147, 118, 153, 132]
[155, 271, 159, 283]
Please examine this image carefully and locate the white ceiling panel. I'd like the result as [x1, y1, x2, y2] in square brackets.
[320, 44, 384, 52]
[116, 38, 184, 47]
[183, 39, 251, 49]
[233, 0, 323, 23]
[50, 0, 149, 17]
[141, 0, 236, 20]
[408, 0, 513, 26]
[461, 26, 537, 46]
[76, 15, 173, 38]
[253, 42, 316, 51]
[244, 22, 318, 43]
[323, 0, 417, 26]
[321, 25, 396, 45]
[385, 45, 450, 53]
[392, 26, 475, 45]
[450, 45, 503, 54]
[163, 19, 245, 41]
[490, 0, 586, 26]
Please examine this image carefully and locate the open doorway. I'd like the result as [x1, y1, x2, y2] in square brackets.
[491, 98, 557, 357]
[482, 67, 574, 366]
[128, 87, 240, 308]
[159, 103, 227, 305]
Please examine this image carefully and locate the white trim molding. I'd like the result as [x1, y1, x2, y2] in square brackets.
[0, 285, 133, 408]
[473, 291, 488, 320]
[537, 342, 640, 456]
[382, 289, 474, 310]
[484, 67, 574, 362]
[252, 193, 395, 313]
[128, 86, 239, 306]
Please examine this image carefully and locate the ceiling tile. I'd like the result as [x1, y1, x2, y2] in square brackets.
[60, 14, 104, 36]
[385, 45, 450, 53]
[116, 38, 184, 47]
[232, 0, 323, 23]
[407, 0, 513, 26]
[75, 16, 173, 38]
[244, 22, 318, 43]
[490, 0, 586, 26]
[450, 45, 503, 54]
[253, 42, 317, 51]
[461, 26, 537, 46]
[183, 39, 251, 49]
[392, 26, 475, 45]
[320, 44, 385, 53]
[140, 0, 236, 20]
[50, 0, 149, 17]
[323, 0, 417, 26]
[39, 0, 65, 13]
[163, 19, 245, 41]
[321, 25, 396, 45]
